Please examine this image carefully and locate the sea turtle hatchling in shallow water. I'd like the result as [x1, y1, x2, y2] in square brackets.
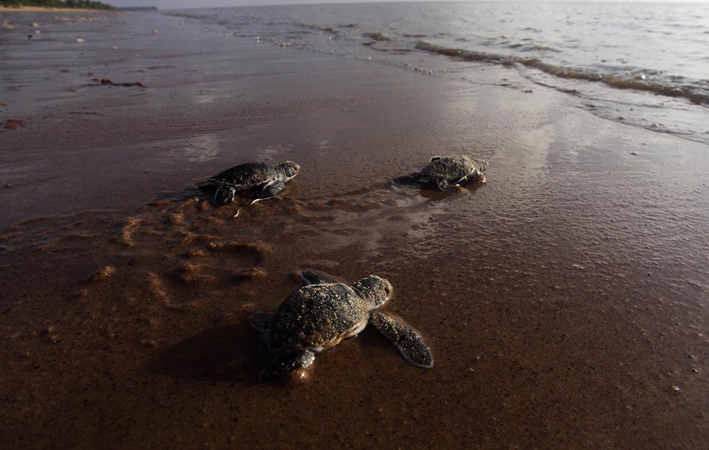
[403, 155, 488, 191]
[201, 161, 300, 206]
[251, 271, 434, 382]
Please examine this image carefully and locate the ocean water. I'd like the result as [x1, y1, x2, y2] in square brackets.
[169, 2, 709, 145]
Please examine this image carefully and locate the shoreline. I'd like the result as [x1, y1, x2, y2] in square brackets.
[2, 9, 709, 449]
[0, 6, 104, 12]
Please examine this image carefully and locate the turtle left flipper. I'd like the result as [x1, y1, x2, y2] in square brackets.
[434, 177, 454, 192]
[369, 311, 434, 368]
[250, 311, 274, 333]
[300, 270, 334, 285]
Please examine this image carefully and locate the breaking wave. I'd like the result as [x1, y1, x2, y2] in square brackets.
[415, 41, 709, 106]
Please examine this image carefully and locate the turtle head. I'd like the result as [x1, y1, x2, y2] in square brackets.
[213, 185, 236, 206]
[352, 275, 393, 309]
[473, 159, 488, 172]
[278, 161, 301, 180]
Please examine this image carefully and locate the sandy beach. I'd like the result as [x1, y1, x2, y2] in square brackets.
[1, 9, 708, 449]
[1, 6, 100, 12]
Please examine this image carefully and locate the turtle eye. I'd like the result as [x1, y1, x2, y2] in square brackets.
[283, 162, 300, 178]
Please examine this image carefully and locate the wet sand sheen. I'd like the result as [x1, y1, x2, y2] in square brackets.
[2, 11, 709, 450]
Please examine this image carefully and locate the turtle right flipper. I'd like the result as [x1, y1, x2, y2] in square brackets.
[369, 311, 434, 368]
[254, 180, 286, 202]
[260, 350, 315, 382]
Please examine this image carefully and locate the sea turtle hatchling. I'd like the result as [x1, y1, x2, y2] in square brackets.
[251, 271, 434, 382]
[403, 155, 488, 191]
[202, 161, 300, 206]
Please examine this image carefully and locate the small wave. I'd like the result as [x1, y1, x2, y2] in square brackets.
[299, 23, 338, 34]
[363, 31, 391, 42]
[415, 41, 709, 106]
[506, 43, 561, 53]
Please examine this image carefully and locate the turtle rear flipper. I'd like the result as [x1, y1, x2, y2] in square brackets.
[369, 311, 434, 368]
[260, 350, 315, 382]
[393, 172, 422, 187]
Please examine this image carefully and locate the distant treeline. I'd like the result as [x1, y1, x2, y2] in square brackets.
[115, 6, 157, 11]
[1, 0, 114, 10]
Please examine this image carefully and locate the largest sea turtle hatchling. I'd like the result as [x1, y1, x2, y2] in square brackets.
[201, 161, 300, 206]
[251, 271, 434, 381]
[402, 155, 488, 191]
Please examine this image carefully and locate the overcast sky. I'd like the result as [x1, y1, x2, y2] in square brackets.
[112, 0, 689, 11]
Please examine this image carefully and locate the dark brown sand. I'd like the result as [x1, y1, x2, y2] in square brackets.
[2, 11, 709, 450]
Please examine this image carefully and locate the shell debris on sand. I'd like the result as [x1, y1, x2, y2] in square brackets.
[89, 266, 117, 282]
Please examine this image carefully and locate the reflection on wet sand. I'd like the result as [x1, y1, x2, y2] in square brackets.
[169, 134, 221, 163]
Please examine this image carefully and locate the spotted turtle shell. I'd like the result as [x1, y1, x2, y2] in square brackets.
[420, 155, 479, 181]
[211, 162, 279, 188]
[269, 283, 370, 351]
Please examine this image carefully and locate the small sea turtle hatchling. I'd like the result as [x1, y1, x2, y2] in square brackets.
[202, 161, 300, 206]
[251, 271, 433, 382]
[403, 155, 488, 191]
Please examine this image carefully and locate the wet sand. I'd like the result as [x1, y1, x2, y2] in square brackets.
[2, 11, 709, 450]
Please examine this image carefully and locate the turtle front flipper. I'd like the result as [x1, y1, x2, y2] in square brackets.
[199, 178, 219, 190]
[250, 311, 274, 334]
[369, 311, 434, 368]
[213, 184, 237, 206]
[459, 170, 484, 186]
[252, 180, 286, 204]
[434, 177, 455, 192]
[260, 350, 315, 382]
